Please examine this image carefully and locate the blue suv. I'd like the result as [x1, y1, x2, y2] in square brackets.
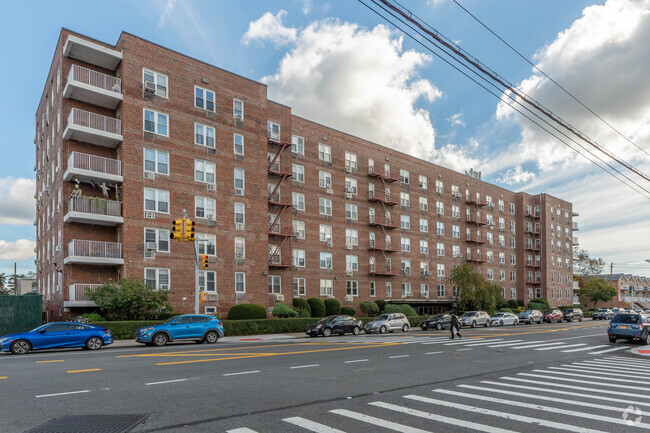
[135, 315, 224, 346]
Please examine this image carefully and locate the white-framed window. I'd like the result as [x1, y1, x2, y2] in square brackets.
[400, 169, 410, 184]
[510, 271, 516, 282]
[320, 252, 333, 269]
[500, 269, 506, 282]
[268, 275, 281, 294]
[234, 202, 245, 224]
[234, 168, 245, 189]
[345, 152, 357, 170]
[346, 280, 358, 296]
[194, 85, 215, 111]
[319, 224, 332, 242]
[205, 306, 217, 314]
[291, 277, 305, 296]
[452, 225, 460, 239]
[510, 203, 516, 214]
[195, 159, 215, 184]
[437, 243, 445, 257]
[194, 123, 215, 148]
[291, 135, 305, 155]
[319, 171, 332, 189]
[319, 197, 332, 216]
[435, 180, 444, 194]
[144, 187, 169, 213]
[291, 192, 305, 211]
[436, 201, 444, 215]
[320, 279, 333, 296]
[345, 177, 357, 195]
[144, 148, 169, 175]
[437, 284, 445, 298]
[197, 233, 216, 256]
[234, 133, 244, 155]
[452, 244, 460, 258]
[346, 254, 358, 271]
[400, 192, 410, 207]
[419, 196, 428, 211]
[345, 228, 358, 245]
[199, 270, 216, 292]
[401, 282, 411, 296]
[234, 272, 245, 293]
[143, 68, 168, 97]
[145, 268, 170, 290]
[420, 261, 429, 274]
[401, 237, 411, 253]
[318, 143, 331, 162]
[293, 249, 306, 267]
[267, 121, 280, 140]
[386, 282, 392, 297]
[419, 175, 428, 190]
[144, 108, 168, 136]
[401, 259, 411, 275]
[293, 220, 305, 239]
[420, 240, 428, 255]
[499, 252, 505, 264]
[401, 214, 410, 230]
[292, 164, 305, 183]
[498, 200, 505, 212]
[437, 263, 445, 277]
[419, 218, 428, 233]
[370, 281, 376, 297]
[195, 196, 216, 219]
[235, 237, 245, 258]
[144, 228, 170, 253]
[233, 98, 244, 120]
[345, 203, 358, 220]
[436, 222, 444, 235]
[452, 205, 460, 219]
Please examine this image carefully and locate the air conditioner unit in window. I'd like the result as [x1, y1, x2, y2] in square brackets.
[423, 271, 430, 276]
[144, 250, 155, 259]
[235, 188, 244, 196]
[345, 295, 354, 302]
[144, 80, 156, 93]
[274, 294, 285, 302]
[345, 166, 352, 173]
[326, 188, 333, 195]
[345, 270, 353, 276]
[144, 211, 156, 219]
[345, 193, 352, 199]
[402, 268, 411, 275]
[207, 183, 216, 191]
[207, 293, 218, 301]
[145, 242, 157, 251]
[294, 231, 301, 238]
[236, 223, 244, 231]
[406, 292, 413, 297]
[327, 241, 333, 248]
[159, 284, 169, 290]
[345, 244, 353, 250]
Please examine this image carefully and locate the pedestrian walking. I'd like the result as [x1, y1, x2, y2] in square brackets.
[450, 313, 462, 340]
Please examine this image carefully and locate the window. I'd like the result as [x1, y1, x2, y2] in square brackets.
[318, 143, 331, 162]
[345, 228, 358, 245]
[437, 263, 445, 277]
[400, 169, 410, 184]
[195, 85, 215, 111]
[437, 243, 445, 257]
[345, 152, 357, 170]
[420, 240, 428, 255]
[435, 180, 444, 194]
[293, 220, 305, 239]
[195, 159, 215, 184]
[319, 197, 332, 216]
[234, 168, 245, 190]
[346, 255, 358, 271]
[233, 133, 244, 155]
[452, 245, 460, 258]
[319, 224, 332, 242]
[436, 201, 444, 215]
[437, 284, 445, 298]
[370, 281, 376, 297]
[199, 270, 216, 292]
[145, 228, 169, 253]
[143, 69, 167, 97]
[400, 192, 410, 207]
[401, 259, 411, 274]
[144, 109, 168, 136]
[401, 282, 411, 296]
[419, 218, 428, 233]
[487, 268, 494, 281]
[500, 269, 506, 282]
[144, 148, 169, 175]
[194, 123, 215, 148]
[345, 177, 357, 195]
[499, 252, 505, 264]
[345, 203, 358, 220]
[451, 205, 460, 219]
[386, 282, 392, 297]
[401, 214, 410, 230]
[268, 275, 281, 294]
[144, 188, 169, 213]
[436, 222, 444, 236]
[195, 197, 216, 219]
[510, 237, 516, 248]
[320, 252, 333, 269]
[293, 249, 306, 267]
[401, 237, 411, 252]
[233, 272, 245, 293]
[234, 202, 245, 224]
[233, 98, 244, 120]
[346, 280, 359, 296]
[287, 192, 303, 211]
[319, 171, 332, 189]
[267, 121, 280, 140]
[419, 196, 428, 211]
[292, 164, 305, 183]
[291, 135, 305, 155]
[452, 225, 460, 239]
[145, 268, 170, 290]
[234, 237, 245, 258]
[419, 175, 428, 190]
[293, 278, 306, 296]
[320, 279, 333, 296]
[498, 200, 505, 212]
[510, 203, 516, 215]
[197, 233, 216, 256]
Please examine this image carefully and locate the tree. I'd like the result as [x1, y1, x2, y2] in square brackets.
[580, 277, 617, 309]
[448, 264, 502, 311]
[573, 249, 606, 278]
[0, 273, 7, 294]
[88, 278, 173, 321]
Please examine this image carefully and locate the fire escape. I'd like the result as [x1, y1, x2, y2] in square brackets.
[525, 199, 542, 285]
[267, 133, 294, 268]
[368, 165, 399, 276]
[464, 192, 488, 268]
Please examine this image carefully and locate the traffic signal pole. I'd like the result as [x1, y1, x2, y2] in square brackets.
[182, 209, 200, 315]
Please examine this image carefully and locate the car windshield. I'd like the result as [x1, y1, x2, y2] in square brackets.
[164, 316, 180, 324]
[428, 314, 442, 320]
[29, 324, 49, 332]
[520, 311, 532, 315]
[612, 314, 640, 324]
[492, 313, 504, 317]
[597, 309, 609, 312]
[317, 316, 338, 324]
[375, 314, 390, 321]
[544, 310, 554, 315]
[461, 312, 476, 317]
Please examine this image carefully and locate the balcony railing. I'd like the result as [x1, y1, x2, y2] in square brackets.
[64, 108, 122, 147]
[64, 65, 123, 109]
[70, 64, 121, 93]
[69, 196, 121, 216]
[64, 239, 123, 265]
[65, 152, 122, 181]
[69, 284, 102, 302]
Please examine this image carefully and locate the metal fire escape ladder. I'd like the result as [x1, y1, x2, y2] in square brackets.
[267, 138, 293, 267]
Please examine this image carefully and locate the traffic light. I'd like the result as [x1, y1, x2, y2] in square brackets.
[183, 218, 195, 241]
[200, 254, 209, 269]
[199, 292, 207, 303]
[170, 219, 183, 241]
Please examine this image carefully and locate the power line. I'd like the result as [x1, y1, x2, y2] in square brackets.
[451, 0, 650, 159]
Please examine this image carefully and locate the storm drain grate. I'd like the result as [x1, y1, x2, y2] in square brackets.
[25, 414, 150, 433]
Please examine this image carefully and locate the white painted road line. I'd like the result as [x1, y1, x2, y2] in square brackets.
[284, 416, 347, 433]
[535, 343, 586, 351]
[517, 372, 650, 392]
[589, 347, 628, 354]
[344, 359, 368, 364]
[36, 390, 91, 398]
[512, 341, 567, 350]
[606, 355, 650, 365]
[561, 345, 609, 353]
[425, 351, 443, 355]
[444, 338, 485, 346]
[227, 428, 259, 433]
[462, 339, 506, 347]
[579, 360, 650, 372]
[223, 371, 260, 377]
[502, 376, 650, 400]
[405, 394, 607, 433]
[599, 357, 650, 368]
[457, 348, 473, 351]
[332, 408, 432, 433]
[290, 364, 320, 369]
[369, 401, 518, 433]
[145, 378, 190, 386]
[549, 366, 650, 379]
[389, 355, 410, 359]
[487, 340, 541, 347]
[531, 369, 650, 385]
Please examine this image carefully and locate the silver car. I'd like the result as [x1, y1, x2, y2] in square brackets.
[460, 311, 491, 328]
[490, 312, 519, 326]
[364, 313, 410, 334]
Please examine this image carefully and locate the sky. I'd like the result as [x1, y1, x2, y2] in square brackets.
[0, 0, 648, 278]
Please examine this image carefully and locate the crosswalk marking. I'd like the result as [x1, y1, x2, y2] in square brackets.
[533, 369, 650, 384]
[444, 338, 486, 346]
[561, 345, 609, 353]
[283, 416, 347, 432]
[368, 401, 518, 433]
[607, 355, 650, 365]
[599, 357, 650, 367]
[227, 428, 258, 433]
[330, 408, 432, 433]
[535, 343, 586, 351]
[522, 371, 650, 389]
[503, 375, 650, 396]
[462, 339, 506, 347]
[404, 394, 608, 433]
[487, 339, 536, 347]
[549, 365, 650, 378]
[512, 341, 567, 349]
[589, 346, 628, 354]
[578, 360, 646, 371]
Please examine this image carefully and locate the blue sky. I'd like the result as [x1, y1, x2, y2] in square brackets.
[1, 0, 648, 277]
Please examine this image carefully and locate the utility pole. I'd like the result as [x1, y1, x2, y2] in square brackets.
[13, 262, 17, 296]
[610, 262, 614, 308]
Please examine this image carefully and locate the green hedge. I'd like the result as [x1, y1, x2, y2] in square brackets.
[293, 298, 311, 315]
[341, 306, 355, 316]
[324, 298, 341, 315]
[307, 298, 326, 317]
[227, 304, 267, 320]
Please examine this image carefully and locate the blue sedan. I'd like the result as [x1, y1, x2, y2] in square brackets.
[0, 322, 113, 355]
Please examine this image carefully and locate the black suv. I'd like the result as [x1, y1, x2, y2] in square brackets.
[563, 308, 584, 322]
[421, 313, 451, 331]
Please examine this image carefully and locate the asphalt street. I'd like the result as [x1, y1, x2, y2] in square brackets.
[1, 321, 648, 432]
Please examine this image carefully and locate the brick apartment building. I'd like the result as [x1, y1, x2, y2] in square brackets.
[578, 273, 650, 310]
[34, 29, 578, 321]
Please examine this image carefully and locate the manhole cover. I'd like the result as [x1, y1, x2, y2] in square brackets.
[25, 414, 150, 433]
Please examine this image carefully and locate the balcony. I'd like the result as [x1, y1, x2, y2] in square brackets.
[572, 221, 579, 231]
[369, 266, 398, 276]
[64, 240, 123, 265]
[467, 216, 489, 226]
[63, 108, 122, 148]
[467, 255, 486, 263]
[64, 152, 123, 184]
[368, 216, 397, 229]
[64, 196, 123, 226]
[64, 284, 102, 308]
[368, 190, 397, 206]
[63, 65, 123, 109]
[466, 236, 487, 244]
[573, 236, 579, 246]
[63, 35, 122, 70]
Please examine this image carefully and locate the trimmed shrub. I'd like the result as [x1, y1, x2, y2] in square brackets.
[383, 304, 417, 316]
[359, 301, 379, 316]
[292, 298, 311, 315]
[530, 298, 550, 310]
[341, 307, 356, 316]
[528, 302, 547, 312]
[507, 299, 519, 309]
[227, 303, 267, 320]
[375, 299, 388, 312]
[82, 312, 104, 322]
[517, 299, 525, 307]
[272, 303, 298, 318]
[324, 298, 341, 316]
[295, 308, 311, 318]
[498, 307, 513, 313]
[307, 298, 326, 317]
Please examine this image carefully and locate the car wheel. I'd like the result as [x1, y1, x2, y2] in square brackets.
[568, 317, 573, 322]
[10, 340, 31, 355]
[499, 320, 504, 327]
[352, 326, 360, 335]
[579, 317, 583, 322]
[85, 337, 103, 351]
[322, 327, 332, 337]
[485, 320, 490, 327]
[152, 332, 169, 346]
[609, 336, 616, 343]
[402, 324, 409, 333]
[436, 323, 442, 331]
[379, 325, 388, 334]
[645, 334, 650, 346]
[471, 321, 476, 328]
[204, 331, 219, 344]
[513, 320, 517, 326]
[559, 317, 563, 323]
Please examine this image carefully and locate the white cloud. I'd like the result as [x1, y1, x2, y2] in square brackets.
[0, 177, 35, 225]
[447, 112, 465, 128]
[242, 11, 298, 47]
[496, 165, 536, 185]
[259, 18, 441, 159]
[431, 143, 482, 173]
[301, 0, 312, 15]
[0, 239, 36, 261]
[157, 0, 177, 28]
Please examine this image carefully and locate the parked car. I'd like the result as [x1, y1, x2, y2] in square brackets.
[608, 313, 650, 344]
[306, 315, 363, 337]
[420, 313, 452, 331]
[460, 311, 491, 328]
[135, 314, 223, 346]
[490, 312, 518, 326]
[592, 309, 614, 320]
[563, 308, 584, 322]
[364, 313, 410, 334]
[0, 322, 113, 355]
[518, 310, 543, 324]
[543, 310, 563, 323]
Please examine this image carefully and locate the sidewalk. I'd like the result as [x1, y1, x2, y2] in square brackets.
[110, 332, 307, 348]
